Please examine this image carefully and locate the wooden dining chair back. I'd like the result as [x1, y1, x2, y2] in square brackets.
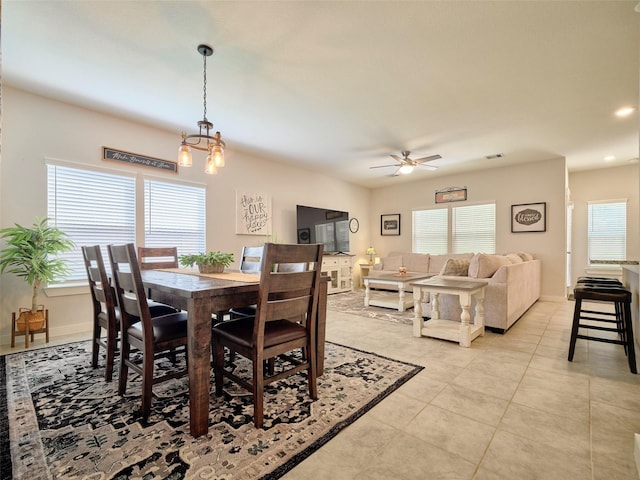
[108, 243, 189, 420]
[213, 242, 324, 428]
[82, 245, 119, 381]
[239, 245, 264, 273]
[138, 246, 179, 270]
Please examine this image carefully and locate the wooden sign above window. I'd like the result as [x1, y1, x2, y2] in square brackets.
[435, 187, 467, 203]
[102, 147, 178, 173]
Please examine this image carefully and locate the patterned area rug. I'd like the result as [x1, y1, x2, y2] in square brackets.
[327, 291, 418, 325]
[0, 340, 422, 480]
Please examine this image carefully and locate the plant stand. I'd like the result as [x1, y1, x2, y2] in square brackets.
[11, 307, 49, 348]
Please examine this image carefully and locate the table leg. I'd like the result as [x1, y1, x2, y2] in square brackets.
[431, 292, 441, 320]
[458, 291, 472, 347]
[364, 279, 370, 307]
[187, 297, 213, 438]
[475, 289, 485, 337]
[413, 287, 424, 337]
[398, 283, 406, 311]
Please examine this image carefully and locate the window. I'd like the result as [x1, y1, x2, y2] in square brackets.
[588, 200, 626, 261]
[144, 179, 206, 255]
[47, 163, 136, 281]
[413, 203, 495, 254]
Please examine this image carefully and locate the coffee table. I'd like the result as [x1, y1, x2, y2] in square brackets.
[364, 273, 434, 311]
[412, 277, 488, 347]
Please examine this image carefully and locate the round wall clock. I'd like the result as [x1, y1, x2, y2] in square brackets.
[349, 218, 359, 233]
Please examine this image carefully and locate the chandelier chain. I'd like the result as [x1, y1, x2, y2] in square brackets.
[202, 54, 207, 121]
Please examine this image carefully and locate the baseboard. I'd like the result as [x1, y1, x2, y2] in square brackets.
[539, 295, 568, 303]
[635, 433, 640, 478]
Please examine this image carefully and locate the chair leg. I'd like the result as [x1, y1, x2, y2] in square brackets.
[92, 323, 101, 369]
[623, 301, 637, 374]
[118, 340, 131, 395]
[568, 298, 581, 361]
[105, 327, 118, 382]
[253, 355, 265, 428]
[141, 346, 155, 420]
[11, 312, 16, 348]
[213, 338, 225, 396]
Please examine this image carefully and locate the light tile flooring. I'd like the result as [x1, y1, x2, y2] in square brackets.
[3, 299, 640, 479]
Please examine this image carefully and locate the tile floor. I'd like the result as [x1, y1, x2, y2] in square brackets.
[3, 299, 640, 479]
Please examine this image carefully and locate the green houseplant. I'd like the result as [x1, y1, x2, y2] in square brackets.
[179, 251, 234, 274]
[0, 217, 75, 330]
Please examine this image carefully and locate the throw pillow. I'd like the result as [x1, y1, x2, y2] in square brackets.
[506, 253, 523, 264]
[440, 258, 470, 276]
[468, 254, 512, 278]
[517, 252, 534, 261]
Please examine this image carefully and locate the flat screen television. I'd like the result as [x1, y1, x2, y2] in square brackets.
[296, 205, 350, 254]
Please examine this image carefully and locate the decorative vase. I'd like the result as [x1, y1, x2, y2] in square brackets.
[16, 305, 46, 332]
[198, 263, 224, 274]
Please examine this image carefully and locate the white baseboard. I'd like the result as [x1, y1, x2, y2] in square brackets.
[539, 295, 569, 303]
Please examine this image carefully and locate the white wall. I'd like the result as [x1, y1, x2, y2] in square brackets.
[0, 87, 371, 342]
[568, 164, 640, 286]
[369, 158, 568, 300]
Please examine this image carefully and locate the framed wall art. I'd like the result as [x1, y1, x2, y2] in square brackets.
[381, 213, 401, 236]
[236, 191, 272, 235]
[511, 202, 546, 233]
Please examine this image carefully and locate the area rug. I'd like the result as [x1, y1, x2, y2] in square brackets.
[327, 291, 417, 325]
[0, 340, 422, 480]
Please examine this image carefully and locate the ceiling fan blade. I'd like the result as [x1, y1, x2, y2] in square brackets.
[417, 164, 439, 170]
[391, 167, 402, 176]
[390, 154, 403, 162]
[370, 164, 400, 169]
[414, 154, 442, 163]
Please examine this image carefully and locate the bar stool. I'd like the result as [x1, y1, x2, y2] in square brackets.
[568, 283, 636, 374]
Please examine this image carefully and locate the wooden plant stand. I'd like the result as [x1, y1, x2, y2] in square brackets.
[11, 308, 49, 348]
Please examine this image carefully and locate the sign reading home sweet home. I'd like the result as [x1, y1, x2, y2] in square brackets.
[102, 147, 178, 173]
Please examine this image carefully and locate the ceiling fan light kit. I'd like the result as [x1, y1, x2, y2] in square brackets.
[370, 150, 441, 176]
[178, 44, 226, 175]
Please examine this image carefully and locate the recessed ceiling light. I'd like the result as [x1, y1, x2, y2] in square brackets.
[615, 106, 635, 117]
[604, 155, 615, 162]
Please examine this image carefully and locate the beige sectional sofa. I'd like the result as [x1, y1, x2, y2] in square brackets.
[369, 251, 541, 332]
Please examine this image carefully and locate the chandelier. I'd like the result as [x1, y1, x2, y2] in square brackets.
[178, 44, 226, 175]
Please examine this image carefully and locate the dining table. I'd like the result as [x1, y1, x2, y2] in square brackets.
[141, 268, 328, 438]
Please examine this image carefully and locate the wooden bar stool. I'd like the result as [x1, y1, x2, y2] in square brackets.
[568, 284, 636, 374]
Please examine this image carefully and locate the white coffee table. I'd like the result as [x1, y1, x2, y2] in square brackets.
[364, 273, 434, 311]
[412, 277, 488, 347]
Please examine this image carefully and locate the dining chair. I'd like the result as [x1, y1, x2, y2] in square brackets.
[108, 243, 189, 420]
[212, 242, 324, 428]
[83, 245, 181, 382]
[228, 245, 265, 320]
[138, 246, 179, 270]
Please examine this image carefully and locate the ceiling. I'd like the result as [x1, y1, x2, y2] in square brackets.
[3, 1, 639, 188]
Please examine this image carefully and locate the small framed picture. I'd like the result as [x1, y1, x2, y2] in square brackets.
[511, 202, 546, 233]
[381, 213, 401, 236]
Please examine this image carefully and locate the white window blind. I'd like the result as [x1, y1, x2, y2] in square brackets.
[588, 200, 626, 261]
[412, 208, 448, 254]
[452, 203, 495, 253]
[47, 163, 136, 281]
[144, 179, 206, 256]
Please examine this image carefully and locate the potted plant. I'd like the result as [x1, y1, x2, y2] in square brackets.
[179, 251, 234, 274]
[0, 217, 75, 331]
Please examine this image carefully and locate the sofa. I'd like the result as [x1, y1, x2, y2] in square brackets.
[369, 251, 541, 332]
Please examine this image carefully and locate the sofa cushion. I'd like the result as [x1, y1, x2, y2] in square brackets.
[440, 258, 470, 276]
[506, 253, 523, 264]
[403, 253, 430, 272]
[517, 252, 534, 261]
[469, 253, 512, 278]
[383, 255, 403, 271]
[429, 253, 473, 274]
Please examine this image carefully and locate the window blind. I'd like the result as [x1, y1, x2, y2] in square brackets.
[47, 163, 136, 281]
[452, 203, 495, 254]
[588, 200, 626, 261]
[412, 208, 448, 254]
[144, 179, 206, 256]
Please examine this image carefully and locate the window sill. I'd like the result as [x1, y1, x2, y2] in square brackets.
[44, 282, 89, 297]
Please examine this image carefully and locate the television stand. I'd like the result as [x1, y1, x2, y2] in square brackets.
[321, 254, 354, 294]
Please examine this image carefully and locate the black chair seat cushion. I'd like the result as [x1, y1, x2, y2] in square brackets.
[229, 305, 257, 318]
[213, 317, 306, 349]
[573, 285, 631, 302]
[148, 301, 179, 316]
[127, 312, 188, 343]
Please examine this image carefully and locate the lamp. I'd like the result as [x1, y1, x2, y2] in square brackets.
[399, 164, 414, 174]
[178, 44, 226, 174]
[366, 246, 377, 265]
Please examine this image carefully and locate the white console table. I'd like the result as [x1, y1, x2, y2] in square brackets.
[321, 254, 354, 294]
[412, 277, 488, 347]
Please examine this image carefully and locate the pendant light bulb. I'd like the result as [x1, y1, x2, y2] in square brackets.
[178, 142, 193, 167]
[205, 153, 218, 175]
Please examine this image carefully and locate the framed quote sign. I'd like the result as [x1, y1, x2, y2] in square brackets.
[381, 213, 401, 236]
[511, 202, 546, 233]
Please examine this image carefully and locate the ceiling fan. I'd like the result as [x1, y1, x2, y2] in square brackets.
[370, 150, 442, 176]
